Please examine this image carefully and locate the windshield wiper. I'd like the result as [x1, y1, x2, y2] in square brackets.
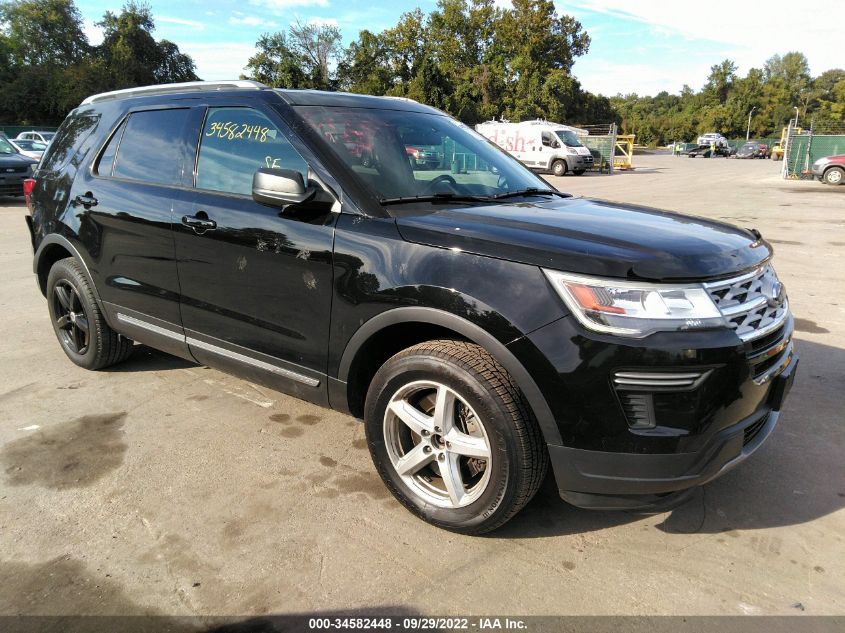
[490, 187, 570, 200]
[380, 193, 495, 206]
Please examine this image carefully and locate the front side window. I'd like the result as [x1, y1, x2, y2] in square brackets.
[295, 106, 549, 204]
[113, 109, 191, 186]
[196, 107, 308, 196]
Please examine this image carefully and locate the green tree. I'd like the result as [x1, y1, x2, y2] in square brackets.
[96, 2, 198, 88]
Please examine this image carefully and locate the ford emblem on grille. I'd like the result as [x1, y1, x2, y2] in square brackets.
[762, 279, 784, 308]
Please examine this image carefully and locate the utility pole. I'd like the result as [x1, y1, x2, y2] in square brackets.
[794, 106, 800, 129]
[746, 106, 756, 140]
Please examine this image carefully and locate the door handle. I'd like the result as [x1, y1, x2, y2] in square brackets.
[181, 214, 217, 233]
[73, 192, 98, 208]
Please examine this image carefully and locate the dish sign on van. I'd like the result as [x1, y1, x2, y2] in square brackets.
[483, 127, 538, 153]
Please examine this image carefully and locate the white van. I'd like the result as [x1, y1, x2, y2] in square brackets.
[475, 120, 594, 176]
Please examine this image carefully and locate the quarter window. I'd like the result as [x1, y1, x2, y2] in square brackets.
[196, 107, 307, 196]
[113, 109, 191, 186]
[96, 120, 126, 177]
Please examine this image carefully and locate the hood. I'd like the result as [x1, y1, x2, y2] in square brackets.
[394, 197, 772, 281]
[0, 152, 37, 167]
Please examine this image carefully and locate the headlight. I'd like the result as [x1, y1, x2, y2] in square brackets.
[543, 269, 726, 337]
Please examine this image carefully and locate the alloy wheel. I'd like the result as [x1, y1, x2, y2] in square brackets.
[383, 381, 492, 508]
[53, 280, 90, 354]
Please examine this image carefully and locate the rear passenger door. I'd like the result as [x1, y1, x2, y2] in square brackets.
[173, 104, 338, 404]
[75, 105, 202, 359]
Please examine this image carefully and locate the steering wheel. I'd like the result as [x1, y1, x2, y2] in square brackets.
[423, 174, 458, 193]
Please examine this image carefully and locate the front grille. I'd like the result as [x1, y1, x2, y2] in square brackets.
[743, 416, 767, 446]
[2, 166, 29, 174]
[704, 265, 788, 342]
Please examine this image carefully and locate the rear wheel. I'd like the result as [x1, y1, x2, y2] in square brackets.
[551, 159, 566, 177]
[46, 258, 133, 370]
[823, 166, 844, 185]
[364, 340, 548, 534]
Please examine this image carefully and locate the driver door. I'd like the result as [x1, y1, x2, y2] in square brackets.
[173, 104, 338, 404]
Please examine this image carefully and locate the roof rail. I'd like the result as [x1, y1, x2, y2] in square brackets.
[80, 80, 267, 106]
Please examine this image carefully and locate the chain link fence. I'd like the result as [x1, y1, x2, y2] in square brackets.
[783, 120, 845, 179]
[576, 123, 617, 173]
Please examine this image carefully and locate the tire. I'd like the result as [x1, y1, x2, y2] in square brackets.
[823, 166, 844, 185]
[364, 340, 548, 534]
[573, 169, 586, 176]
[551, 159, 566, 177]
[46, 257, 133, 370]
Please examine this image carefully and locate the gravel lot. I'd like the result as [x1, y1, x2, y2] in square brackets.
[0, 154, 843, 618]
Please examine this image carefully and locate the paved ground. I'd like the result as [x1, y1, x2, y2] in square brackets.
[0, 155, 843, 618]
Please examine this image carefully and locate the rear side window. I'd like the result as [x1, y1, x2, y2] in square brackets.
[196, 107, 307, 196]
[40, 113, 101, 172]
[95, 121, 126, 177]
[113, 109, 191, 186]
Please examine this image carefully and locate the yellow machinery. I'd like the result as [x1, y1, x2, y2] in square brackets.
[771, 126, 801, 161]
[614, 134, 635, 170]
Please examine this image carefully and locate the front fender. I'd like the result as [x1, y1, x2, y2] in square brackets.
[336, 306, 563, 446]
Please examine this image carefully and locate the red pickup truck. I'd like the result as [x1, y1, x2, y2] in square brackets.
[812, 155, 845, 185]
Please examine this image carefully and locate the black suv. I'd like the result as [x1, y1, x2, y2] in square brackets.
[25, 82, 797, 534]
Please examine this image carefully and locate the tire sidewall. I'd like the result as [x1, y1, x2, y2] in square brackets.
[46, 260, 99, 369]
[365, 354, 521, 532]
[551, 160, 566, 176]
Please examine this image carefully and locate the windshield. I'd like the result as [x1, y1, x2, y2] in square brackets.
[0, 138, 16, 154]
[555, 130, 583, 147]
[294, 106, 551, 206]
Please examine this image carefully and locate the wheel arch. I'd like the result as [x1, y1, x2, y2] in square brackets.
[34, 235, 102, 305]
[335, 307, 563, 446]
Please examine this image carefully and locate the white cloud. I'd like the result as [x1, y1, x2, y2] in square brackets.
[308, 17, 338, 27]
[229, 15, 265, 27]
[576, 0, 841, 79]
[180, 42, 257, 81]
[249, 0, 330, 12]
[158, 16, 206, 30]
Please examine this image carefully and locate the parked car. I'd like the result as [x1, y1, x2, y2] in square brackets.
[686, 143, 732, 158]
[0, 134, 38, 197]
[696, 132, 728, 146]
[26, 81, 797, 534]
[9, 138, 48, 161]
[736, 141, 769, 159]
[405, 145, 441, 170]
[16, 130, 55, 144]
[812, 155, 845, 185]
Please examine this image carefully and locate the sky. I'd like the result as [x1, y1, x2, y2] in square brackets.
[76, 0, 841, 97]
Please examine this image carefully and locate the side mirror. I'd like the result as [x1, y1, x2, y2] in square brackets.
[252, 168, 316, 207]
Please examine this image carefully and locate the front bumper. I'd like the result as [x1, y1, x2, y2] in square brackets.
[510, 312, 798, 510]
[0, 172, 29, 196]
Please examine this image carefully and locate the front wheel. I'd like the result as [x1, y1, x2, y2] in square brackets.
[364, 340, 548, 534]
[823, 166, 844, 185]
[551, 159, 567, 177]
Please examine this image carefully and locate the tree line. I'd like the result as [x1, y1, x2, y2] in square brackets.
[3, 0, 843, 146]
[0, 0, 198, 125]
[610, 55, 845, 145]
